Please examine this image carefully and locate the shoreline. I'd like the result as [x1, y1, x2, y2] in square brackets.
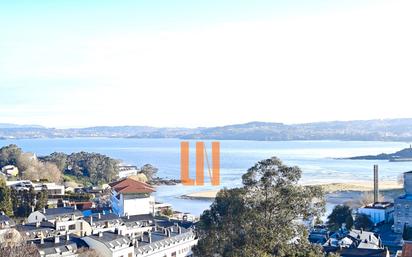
[181, 181, 404, 200]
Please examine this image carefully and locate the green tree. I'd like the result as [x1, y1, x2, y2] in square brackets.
[327, 205, 352, 231]
[35, 189, 48, 210]
[140, 164, 158, 181]
[194, 157, 325, 257]
[0, 177, 13, 216]
[0, 144, 22, 168]
[354, 213, 374, 231]
[345, 215, 354, 230]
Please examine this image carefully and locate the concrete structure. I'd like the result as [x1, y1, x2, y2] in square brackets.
[358, 202, 394, 225]
[109, 178, 155, 216]
[394, 171, 412, 233]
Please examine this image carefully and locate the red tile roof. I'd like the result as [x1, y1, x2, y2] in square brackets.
[109, 178, 155, 194]
[402, 241, 412, 257]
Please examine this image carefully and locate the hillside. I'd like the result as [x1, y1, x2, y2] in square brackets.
[2, 119, 412, 141]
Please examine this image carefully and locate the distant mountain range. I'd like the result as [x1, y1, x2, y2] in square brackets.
[2, 118, 412, 141]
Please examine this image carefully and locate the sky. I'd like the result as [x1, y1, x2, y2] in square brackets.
[1, 0, 411, 128]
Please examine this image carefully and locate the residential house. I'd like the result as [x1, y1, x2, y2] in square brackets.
[118, 214, 154, 238]
[134, 225, 198, 257]
[33, 234, 79, 257]
[109, 178, 155, 216]
[84, 212, 123, 235]
[323, 229, 386, 256]
[0, 212, 21, 244]
[82, 231, 134, 257]
[27, 207, 89, 237]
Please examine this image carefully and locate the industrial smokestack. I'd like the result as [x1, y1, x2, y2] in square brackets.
[374, 164, 379, 203]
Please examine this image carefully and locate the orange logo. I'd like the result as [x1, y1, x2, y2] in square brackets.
[180, 141, 220, 186]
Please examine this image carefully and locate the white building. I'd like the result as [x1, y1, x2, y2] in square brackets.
[118, 165, 140, 178]
[82, 231, 135, 257]
[109, 178, 155, 216]
[357, 202, 394, 225]
[135, 226, 197, 257]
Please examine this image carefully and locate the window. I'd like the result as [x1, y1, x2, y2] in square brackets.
[68, 224, 76, 230]
[171, 252, 176, 257]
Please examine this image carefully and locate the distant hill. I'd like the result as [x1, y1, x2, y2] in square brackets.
[345, 147, 412, 161]
[2, 118, 412, 141]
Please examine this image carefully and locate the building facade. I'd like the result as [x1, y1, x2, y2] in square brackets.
[394, 171, 412, 233]
[110, 178, 155, 216]
[357, 202, 394, 225]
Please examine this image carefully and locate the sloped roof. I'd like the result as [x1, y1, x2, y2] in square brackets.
[109, 178, 155, 194]
[402, 242, 412, 257]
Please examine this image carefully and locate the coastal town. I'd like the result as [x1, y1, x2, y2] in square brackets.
[1, 143, 412, 257]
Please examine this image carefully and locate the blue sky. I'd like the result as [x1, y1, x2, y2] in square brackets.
[1, 0, 411, 128]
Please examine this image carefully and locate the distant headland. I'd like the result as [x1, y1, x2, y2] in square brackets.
[3, 118, 412, 141]
[343, 146, 412, 162]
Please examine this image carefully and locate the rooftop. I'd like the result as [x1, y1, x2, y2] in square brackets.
[0, 213, 15, 227]
[41, 207, 83, 220]
[85, 232, 131, 250]
[33, 235, 78, 256]
[109, 177, 155, 194]
[362, 202, 394, 209]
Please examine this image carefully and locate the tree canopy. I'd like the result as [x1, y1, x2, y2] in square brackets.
[327, 205, 353, 231]
[194, 157, 325, 257]
[41, 151, 119, 185]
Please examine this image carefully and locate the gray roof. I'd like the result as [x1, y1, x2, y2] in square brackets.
[0, 213, 15, 227]
[85, 232, 132, 250]
[17, 221, 56, 240]
[33, 236, 78, 256]
[42, 207, 83, 220]
[84, 213, 122, 228]
[121, 214, 154, 227]
[135, 228, 195, 254]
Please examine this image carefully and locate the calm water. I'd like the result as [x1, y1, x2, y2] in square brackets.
[1, 138, 411, 215]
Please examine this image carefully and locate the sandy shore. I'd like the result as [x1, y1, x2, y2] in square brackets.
[181, 181, 403, 200]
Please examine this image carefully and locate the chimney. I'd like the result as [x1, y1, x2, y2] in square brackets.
[54, 235, 60, 244]
[73, 204, 77, 210]
[98, 231, 103, 237]
[90, 216, 93, 226]
[31, 206, 35, 212]
[22, 221, 26, 226]
[66, 233, 70, 241]
[148, 232, 152, 243]
[373, 165, 379, 203]
[127, 213, 130, 220]
[36, 221, 41, 228]
[98, 213, 101, 219]
[40, 237, 44, 245]
[178, 226, 182, 234]
[43, 207, 46, 214]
